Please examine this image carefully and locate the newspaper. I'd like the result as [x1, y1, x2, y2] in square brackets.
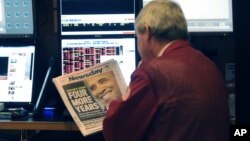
[52, 59, 127, 136]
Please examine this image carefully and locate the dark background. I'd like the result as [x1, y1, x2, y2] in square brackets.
[233, 0, 250, 125]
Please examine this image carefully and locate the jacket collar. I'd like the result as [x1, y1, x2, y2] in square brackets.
[162, 40, 191, 56]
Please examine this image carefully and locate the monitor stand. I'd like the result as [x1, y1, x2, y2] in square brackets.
[32, 57, 59, 119]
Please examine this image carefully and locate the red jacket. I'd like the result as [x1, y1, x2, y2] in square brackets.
[103, 40, 229, 141]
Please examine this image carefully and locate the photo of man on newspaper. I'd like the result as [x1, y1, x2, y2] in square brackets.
[85, 71, 122, 110]
[53, 59, 127, 136]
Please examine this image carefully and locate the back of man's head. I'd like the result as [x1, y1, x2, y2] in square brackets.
[135, 0, 189, 42]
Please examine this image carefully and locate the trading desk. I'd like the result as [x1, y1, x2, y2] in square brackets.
[0, 110, 105, 141]
[0, 116, 79, 141]
[0, 118, 78, 131]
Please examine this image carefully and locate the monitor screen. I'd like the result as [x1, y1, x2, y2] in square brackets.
[59, 0, 138, 85]
[59, 0, 135, 36]
[141, 0, 233, 33]
[61, 36, 136, 85]
[0, 45, 35, 108]
[0, 0, 34, 38]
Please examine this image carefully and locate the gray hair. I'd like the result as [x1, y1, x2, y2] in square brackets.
[135, 0, 189, 42]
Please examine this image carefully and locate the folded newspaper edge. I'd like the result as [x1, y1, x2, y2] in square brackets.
[52, 59, 127, 136]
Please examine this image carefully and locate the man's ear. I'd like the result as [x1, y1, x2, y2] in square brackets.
[144, 25, 152, 41]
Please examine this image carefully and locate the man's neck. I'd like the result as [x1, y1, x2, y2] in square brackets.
[157, 40, 177, 57]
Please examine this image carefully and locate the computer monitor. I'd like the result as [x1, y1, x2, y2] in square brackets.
[58, 0, 138, 85]
[0, 45, 35, 108]
[141, 0, 233, 33]
[0, 0, 35, 38]
[60, 36, 136, 85]
[59, 0, 135, 36]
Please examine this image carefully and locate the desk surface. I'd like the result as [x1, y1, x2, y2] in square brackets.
[0, 118, 79, 131]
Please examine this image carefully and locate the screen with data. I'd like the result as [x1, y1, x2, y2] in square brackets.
[59, 0, 135, 36]
[59, 0, 138, 85]
[0, 46, 35, 105]
[61, 37, 136, 85]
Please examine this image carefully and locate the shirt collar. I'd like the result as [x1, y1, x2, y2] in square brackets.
[157, 40, 177, 57]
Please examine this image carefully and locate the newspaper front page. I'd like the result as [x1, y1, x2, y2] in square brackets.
[52, 59, 127, 136]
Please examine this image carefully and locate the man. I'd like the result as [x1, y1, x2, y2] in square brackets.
[85, 71, 122, 110]
[103, 0, 229, 141]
